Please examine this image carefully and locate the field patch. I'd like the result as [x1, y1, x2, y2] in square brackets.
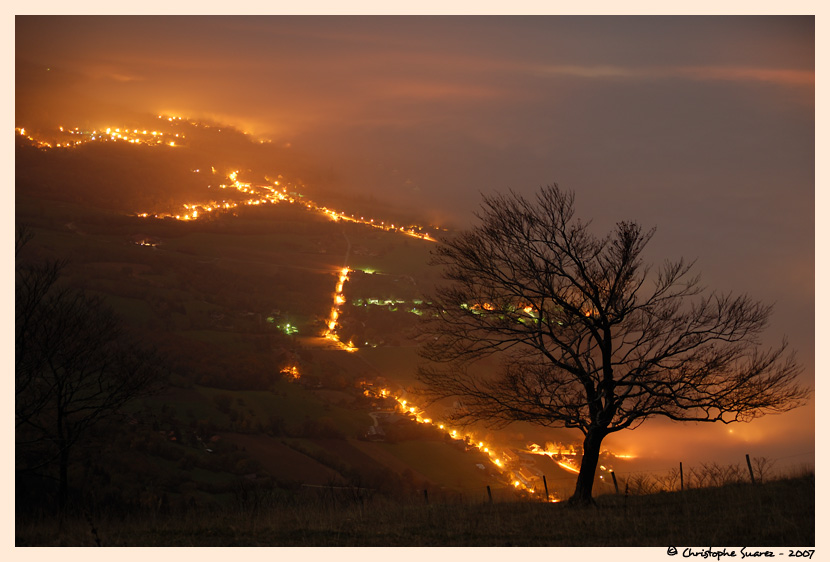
[219, 432, 344, 485]
[357, 347, 421, 387]
[377, 441, 494, 491]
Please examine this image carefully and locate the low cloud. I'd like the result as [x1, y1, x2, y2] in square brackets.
[529, 63, 813, 86]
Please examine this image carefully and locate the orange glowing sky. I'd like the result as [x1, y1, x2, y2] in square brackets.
[13, 14, 815, 469]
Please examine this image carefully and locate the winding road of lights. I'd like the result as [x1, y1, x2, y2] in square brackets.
[276, 263, 566, 499]
[137, 171, 438, 242]
[324, 267, 357, 352]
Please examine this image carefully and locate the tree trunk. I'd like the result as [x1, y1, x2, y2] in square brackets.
[58, 445, 69, 517]
[568, 429, 606, 506]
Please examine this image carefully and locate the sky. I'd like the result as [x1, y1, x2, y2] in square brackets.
[14, 14, 816, 469]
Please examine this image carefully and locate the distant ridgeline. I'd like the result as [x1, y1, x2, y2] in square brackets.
[15, 116, 444, 241]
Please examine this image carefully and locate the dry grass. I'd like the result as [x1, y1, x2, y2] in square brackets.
[16, 472, 814, 547]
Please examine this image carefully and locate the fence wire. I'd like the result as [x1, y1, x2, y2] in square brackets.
[406, 450, 814, 504]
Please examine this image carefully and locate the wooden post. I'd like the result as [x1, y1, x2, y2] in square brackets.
[610, 470, 619, 494]
[486, 485, 493, 504]
[542, 475, 550, 501]
[680, 462, 684, 491]
[746, 454, 756, 484]
[624, 482, 629, 514]
[424, 489, 429, 505]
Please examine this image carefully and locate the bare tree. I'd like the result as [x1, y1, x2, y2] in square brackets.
[417, 185, 808, 505]
[16, 227, 165, 514]
[751, 456, 777, 483]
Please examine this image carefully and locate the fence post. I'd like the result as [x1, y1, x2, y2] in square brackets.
[679, 462, 684, 491]
[424, 489, 429, 505]
[542, 475, 550, 501]
[745, 454, 756, 485]
[611, 470, 619, 494]
[486, 485, 493, 504]
[624, 482, 629, 514]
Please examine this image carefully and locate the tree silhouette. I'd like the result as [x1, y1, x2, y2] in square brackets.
[15, 226, 166, 514]
[417, 185, 807, 505]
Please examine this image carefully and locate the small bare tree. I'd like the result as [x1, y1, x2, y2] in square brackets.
[16, 227, 165, 514]
[751, 456, 777, 483]
[417, 185, 808, 505]
[656, 467, 680, 492]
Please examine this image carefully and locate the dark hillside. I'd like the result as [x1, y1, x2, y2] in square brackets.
[16, 191, 516, 521]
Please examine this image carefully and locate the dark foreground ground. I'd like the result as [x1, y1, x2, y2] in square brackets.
[16, 473, 814, 547]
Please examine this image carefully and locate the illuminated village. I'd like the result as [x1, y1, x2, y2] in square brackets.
[17, 117, 440, 242]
